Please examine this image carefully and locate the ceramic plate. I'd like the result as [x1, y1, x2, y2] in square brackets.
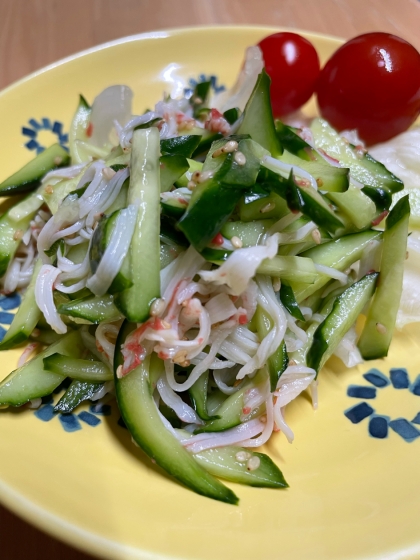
[1, 26, 420, 560]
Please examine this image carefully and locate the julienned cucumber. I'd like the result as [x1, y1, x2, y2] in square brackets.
[69, 95, 92, 164]
[0, 144, 70, 196]
[291, 230, 382, 302]
[114, 322, 238, 504]
[307, 272, 379, 374]
[236, 70, 282, 157]
[0, 259, 42, 350]
[115, 128, 161, 322]
[358, 196, 410, 359]
[43, 353, 113, 382]
[193, 446, 288, 488]
[310, 118, 403, 193]
[255, 305, 288, 391]
[0, 331, 84, 406]
[54, 379, 104, 413]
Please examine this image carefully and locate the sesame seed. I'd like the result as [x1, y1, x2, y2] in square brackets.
[173, 350, 188, 364]
[116, 365, 123, 378]
[191, 171, 201, 182]
[212, 148, 224, 158]
[187, 181, 196, 190]
[247, 456, 261, 471]
[197, 170, 214, 183]
[272, 277, 281, 292]
[234, 151, 246, 165]
[260, 202, 275, 214]
[31, 328, 41, 338]
[311, 228, 321, 245]
[235, 451, 251, 462]
[231, 236, 243, 249]
[180, 359, 191, 368]
[193, 96, 203, 104]
[150, 298, 165, 317]
[288, 359, 297, 366]
[376, 322, 387, 334]
[161, 320, 172, 330]
[222, 140, 238, 153]
[53, 156, 63, 166]
[260, 415, 267, 424]
[44, 185, 54, 195]
[13, 229, 24, 241]
[102, 166, 116, 181]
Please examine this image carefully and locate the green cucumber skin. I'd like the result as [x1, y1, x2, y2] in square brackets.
[69, 95, 92, 164]
[236, 69, 282, 156]
[57, 294, 122, 324]
[114, 322, 238, 504]
[279, 283, 305, 321]
[160, 135, 201, 158]
[0, 259, 42, 351]
[43, 354, 113, 382]
[291, 230, 383, 303]
[116, 128, 161, 322]
[358, 196, 410, 360]
[159, 154, 189, 192]
[310, 118, 403, 193]
[194, 447, 288, 488]
[54, 380, 103, 413]
[327, 186, 376, 231]
[0, 193, 44, 277]
[279, 149, 350, 194]
[307, 273, 379, 374]
[0, 331, 84, 406]
[188, 371, 220, 421]
[0, 144, 70, 196]
[255, 305, 288, 392]
[194, 389, 244, 434]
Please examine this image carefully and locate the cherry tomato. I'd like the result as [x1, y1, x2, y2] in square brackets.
[317, 33, 420, 145]
[258, 32, 320, 117]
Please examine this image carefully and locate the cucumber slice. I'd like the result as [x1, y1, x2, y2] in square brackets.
[358, 196, 410, 359]
[0, 259, 42, 350]
[307, 273, 378, 374]
[194, 369, 266, 434]
[42, 169, 87, 215]
[255, 305, 288, 391]
[0, 193, 43, 277]
[257, 255, 318, 284]
[69, 95, 92, 164]
[0, 330, 84, 406]
[194, 446, 288, 488]
[239, 191, 289, 222]
[57, 294, 122, 324]
[223, 107, 240, 124]
[54, 380, 104, 413]
[174, 158, 203, 188]
[236, 70, 282, 156]
[178, 156, 243, 252]
[188, 371, 219, 421]
[279, 283, 305, 321]
[115, 128, 161, 322]
[192, 132, 223, 158]
[0, 144, 70, 196]
[160, 135, 201, 158]
[160, 154, 189, 192]
[327, 185, 376, 230]
[114, 322, 238, 504]
[279, 150, 350, 193]
[291, 230, 382, 302]
[43, 354, 113, 382]
[310, 118, 403, 192]
[221, 219, 275, 247]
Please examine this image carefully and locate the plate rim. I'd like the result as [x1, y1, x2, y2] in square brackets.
[0, 24, 346, 560]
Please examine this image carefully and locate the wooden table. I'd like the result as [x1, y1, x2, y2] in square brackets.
[0, 0, 419, 558]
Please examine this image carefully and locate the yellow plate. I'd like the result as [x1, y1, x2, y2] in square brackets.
[1, 26, 420, 560]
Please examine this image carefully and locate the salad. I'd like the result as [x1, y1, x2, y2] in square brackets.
[0, 31, 419, 505]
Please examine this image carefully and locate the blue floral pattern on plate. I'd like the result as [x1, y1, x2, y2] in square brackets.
[345, 367, 420, 442]
[22, 118, 68, 153]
